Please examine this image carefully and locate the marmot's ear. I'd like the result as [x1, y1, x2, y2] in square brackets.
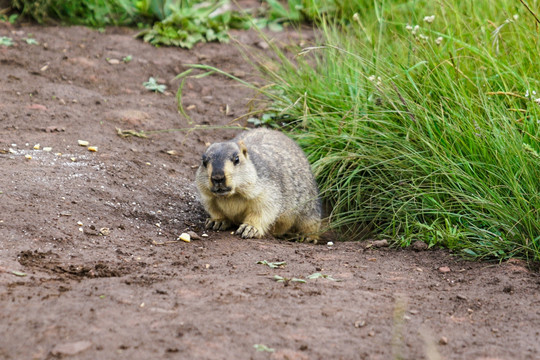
[238, 140, 248, 158]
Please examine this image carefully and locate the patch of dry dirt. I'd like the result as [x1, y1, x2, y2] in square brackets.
[1, 22, 540, 360]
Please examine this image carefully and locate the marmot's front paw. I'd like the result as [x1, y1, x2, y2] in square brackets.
[236, 223, 263, 239]
[205, 218, 231, 231]
[296, 235, 320, 244]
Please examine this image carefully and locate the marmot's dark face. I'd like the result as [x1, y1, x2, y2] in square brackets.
[198, 141, 247, 197]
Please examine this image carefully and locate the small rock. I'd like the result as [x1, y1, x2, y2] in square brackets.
[354, 320, 366, 328]
[255, 41, 269, 49]
[439, 336, 448, 345]
[438, 266, 451, 273]
[372, 239, 389, 248]
[107, 58, 120, 65]
[327, 241, 334, 246]
[412, 240, 428, 251]
[456, 294, 467, 300]
[179, 233, 191, 243]
[51, 340, 92, 356]
[187, 231, 201, 240]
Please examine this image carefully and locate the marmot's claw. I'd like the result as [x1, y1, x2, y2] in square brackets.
[294, 235, 319, 244]
[205, 218, 231, 231]
[236, 223, 262, 239]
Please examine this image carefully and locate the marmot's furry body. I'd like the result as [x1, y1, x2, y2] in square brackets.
[196, 128, 321, 241]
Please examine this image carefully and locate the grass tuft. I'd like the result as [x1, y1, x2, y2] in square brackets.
[255, 0, 540, 261]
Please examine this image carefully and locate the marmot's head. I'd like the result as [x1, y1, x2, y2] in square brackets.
[195, 140, 255, 197]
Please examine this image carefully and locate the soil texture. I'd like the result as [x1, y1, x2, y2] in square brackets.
[1, 22, 540, 360]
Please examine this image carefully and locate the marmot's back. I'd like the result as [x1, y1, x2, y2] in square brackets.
[196, 128, 321, 241]
[237, 129, 321, 219]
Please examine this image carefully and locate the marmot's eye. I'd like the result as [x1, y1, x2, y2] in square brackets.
[202, 155, 208, 167]
[232, 155, 240, 165]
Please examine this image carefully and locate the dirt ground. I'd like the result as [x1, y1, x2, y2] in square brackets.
[1, 21, 540, 360]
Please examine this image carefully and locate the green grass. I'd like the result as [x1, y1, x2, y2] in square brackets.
[11, 0, 138, 26]
[253, 0, 540, 261]
[7, 0, 356, 47]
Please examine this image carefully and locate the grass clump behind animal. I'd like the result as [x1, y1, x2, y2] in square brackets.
[254, 0, 540, 261]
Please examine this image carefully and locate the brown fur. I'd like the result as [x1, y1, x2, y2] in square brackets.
[195, 128, 322, 242]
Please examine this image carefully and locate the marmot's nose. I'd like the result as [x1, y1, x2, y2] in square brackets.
[211, 173, 226, 186]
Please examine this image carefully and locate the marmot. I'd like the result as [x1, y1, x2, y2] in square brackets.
[196, 128, 322, 242]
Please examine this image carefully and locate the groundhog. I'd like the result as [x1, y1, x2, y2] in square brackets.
[195, 128, 322, 242]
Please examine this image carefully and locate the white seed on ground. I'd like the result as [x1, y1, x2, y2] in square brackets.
[178, 233, 191, 242]
[88, 146, 98, 152]
[327, 241, 334, 246]
[33, 144, 40, 150]
[24, 154, 32, 159]
[77, 221, 83, 226]
[43, 147, 52, 152]
[78, 140, 89, 147]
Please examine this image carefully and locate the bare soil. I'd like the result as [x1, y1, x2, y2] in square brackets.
[1, 22, 540, 360]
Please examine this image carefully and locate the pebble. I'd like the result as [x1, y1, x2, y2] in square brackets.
[412, 240, 428, 251]
[255, 41, 269, 49]
[327, 241, 334, 246]
[439, 336, 448, 345]
[354, 320, 366, 328]
[187, 231, 201, 240]
[372, 239, 389, 248]
[438, 266, 451, 273]
[179, 233, 191, 243]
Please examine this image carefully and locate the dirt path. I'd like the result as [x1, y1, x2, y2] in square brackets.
[1, 23, 539, 360]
